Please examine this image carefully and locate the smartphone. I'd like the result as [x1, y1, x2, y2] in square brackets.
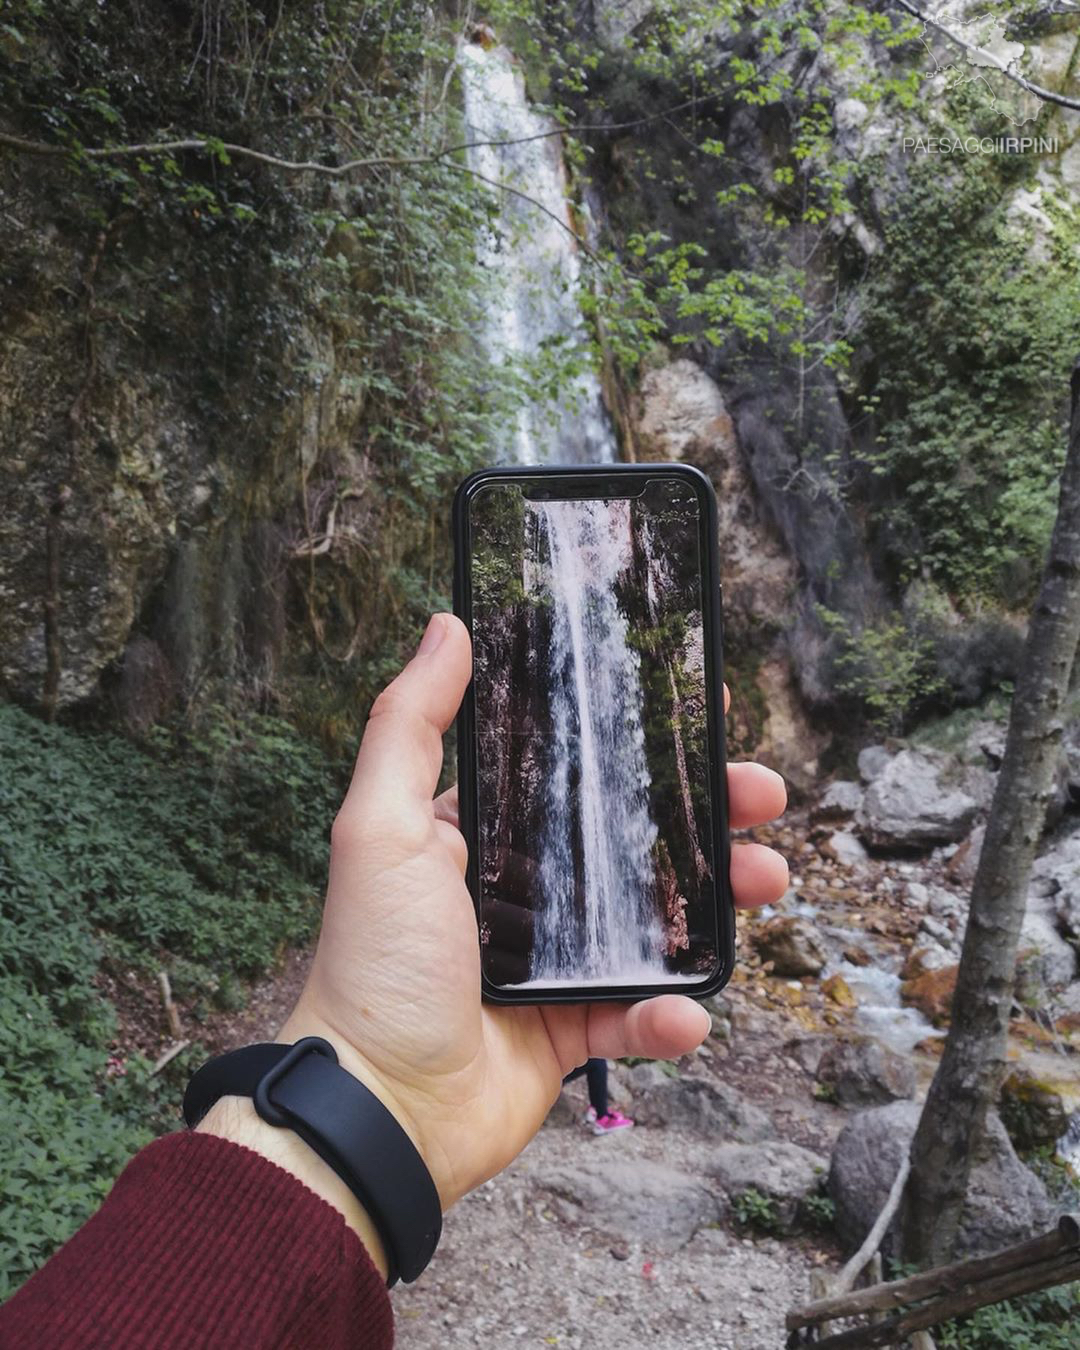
[453, 463, 734, 1004]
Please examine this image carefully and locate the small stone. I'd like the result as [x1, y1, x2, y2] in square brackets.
[609, 1243, 630, 1261]
[919, 914, 955, 947]
[822, 973, 857, 1008]
[842, 946, 873, 967]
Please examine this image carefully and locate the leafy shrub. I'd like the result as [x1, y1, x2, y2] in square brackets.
[0, 703, 346, 1295]
[731, 1186, 780, 1234]
[935, 1282, 1080, 1349]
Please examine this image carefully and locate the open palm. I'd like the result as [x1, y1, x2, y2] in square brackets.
[282, 613, 788, 1209]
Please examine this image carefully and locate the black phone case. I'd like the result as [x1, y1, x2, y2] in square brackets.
[453, 462, 734, 1004]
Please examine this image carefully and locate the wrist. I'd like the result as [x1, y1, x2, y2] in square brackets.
[196, 1095, 389, 1280]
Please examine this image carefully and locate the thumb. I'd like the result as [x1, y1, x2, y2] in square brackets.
[344, 614, 472, 824]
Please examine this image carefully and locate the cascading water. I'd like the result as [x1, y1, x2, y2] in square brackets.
[459, 40, 615, 466]
[530, 498, 668, 984]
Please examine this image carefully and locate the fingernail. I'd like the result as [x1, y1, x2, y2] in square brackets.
[417, 614, 447, 657]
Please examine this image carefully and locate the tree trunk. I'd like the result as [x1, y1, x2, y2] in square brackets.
[901, 358, 1080, 1265]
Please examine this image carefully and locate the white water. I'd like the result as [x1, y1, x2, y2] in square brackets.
[459, 40, 615, 465]
[526, 497, 669, 984]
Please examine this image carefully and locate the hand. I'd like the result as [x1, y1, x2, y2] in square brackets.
[205, 613, 788, 1269]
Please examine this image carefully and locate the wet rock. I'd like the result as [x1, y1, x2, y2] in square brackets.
[858, 745, 891, 783]
[901, 964, 959, 1025]
[710, 1141, 828, 1235]
[856, 749, 978, 851]
[842, 945, 873, 967]
[751, 916, 828, 977]
[998, 1069, 1070, 1152]
[534, 1159, 723, 1250]
[900, 942, 955, 981]
[812, 780, 863, 822]
[626, 1064, 775, 1141]
[822, 973, 857, 1008]
[815, 1036, 916, 1107]
[947, 824, 986, 886]
[828, 1101, 1054, 1259]
[1016, 904, 1077, 997]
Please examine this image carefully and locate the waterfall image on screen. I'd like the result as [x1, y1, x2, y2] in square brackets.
[471, 479, 717, 989]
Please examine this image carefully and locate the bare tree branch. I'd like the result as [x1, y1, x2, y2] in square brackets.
[891, 0, 1080, 113]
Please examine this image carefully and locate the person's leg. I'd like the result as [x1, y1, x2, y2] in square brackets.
[562, 1064, 587, 1087]
[584, 1058, 609, 1117]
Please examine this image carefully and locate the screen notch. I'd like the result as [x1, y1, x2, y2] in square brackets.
[522, 477, 647, 502]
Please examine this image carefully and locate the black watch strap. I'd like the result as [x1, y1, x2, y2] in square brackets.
[182, 1037, 441, 1285]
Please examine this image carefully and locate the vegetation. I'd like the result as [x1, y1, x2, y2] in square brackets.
[0, 702, 345, 1295]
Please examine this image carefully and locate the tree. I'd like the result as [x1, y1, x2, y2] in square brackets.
[901, 358, 1080, 1266]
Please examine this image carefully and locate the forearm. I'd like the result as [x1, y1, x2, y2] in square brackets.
[0, 1132, 393, 1349]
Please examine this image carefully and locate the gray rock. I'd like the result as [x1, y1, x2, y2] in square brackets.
[533, 1159, 723, 1250]
[627, 1065, 775, 1141]
[710, 1140, 828, 1234]
[828, 830, 870, 866]
[1016, 904, 1077, 997]
[856, 749, 979, 850]
[751, 915, 828, 977]
[904, 881, 930, 911]
[963, 719, 1006, 770]
[919, 913, 957, 949]
[784, 1034, 833, 1075]
[929, 884, 965, 921]
[816, 1036, 916, 1106]
[858, 745, 891, 783]
[828, 1101, 1055, 1259]
[1030, 831, 1080, 943]
[545, 1091, 579, 1128]
[813, 780, 864, 822]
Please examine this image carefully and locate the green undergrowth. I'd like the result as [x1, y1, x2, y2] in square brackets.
[0, 701, 346, 1296]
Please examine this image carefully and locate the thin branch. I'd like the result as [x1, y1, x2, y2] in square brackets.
[891, 0, 1080, 113]
[835, 1152, 911, 1298]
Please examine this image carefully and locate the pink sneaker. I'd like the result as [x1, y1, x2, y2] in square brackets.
[592, 1109, 634, 1136]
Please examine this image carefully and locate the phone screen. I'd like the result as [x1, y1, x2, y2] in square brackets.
[463, 471, 725, 995]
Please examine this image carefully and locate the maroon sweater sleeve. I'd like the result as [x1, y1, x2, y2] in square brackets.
[0, 1132, 394, 1349]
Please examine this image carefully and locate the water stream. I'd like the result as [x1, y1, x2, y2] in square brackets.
[460, 40, 615, 466]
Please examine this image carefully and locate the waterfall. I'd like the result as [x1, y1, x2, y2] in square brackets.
[459, 40, 616, 466]
[529, 498, 668, 984]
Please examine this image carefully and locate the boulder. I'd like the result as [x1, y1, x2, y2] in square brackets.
[998, 1069, 1070, 1152]
[626, 1064, 775, 1141]
[815, 1036, 916, 1107]
[856, 749, 979, 851]
[901, 964, 959, 1025]
[822, 973, 857, 1008]
[534, 1159, 722, 1250]
[812, 780, 864, 823]
[751, 915, 828, 977]
[828, 1101, 1055, 1259]
[710, 1140, 828, 1234]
